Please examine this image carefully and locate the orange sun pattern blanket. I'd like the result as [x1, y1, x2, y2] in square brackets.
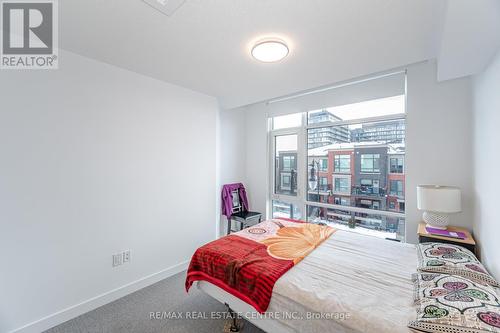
[185, 219, 336, 313]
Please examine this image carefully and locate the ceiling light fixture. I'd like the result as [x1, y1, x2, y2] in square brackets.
[251, 39, 289, 63]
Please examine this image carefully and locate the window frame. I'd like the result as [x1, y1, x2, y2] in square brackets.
[269, 118, 307, 219]
[319, 158, 328, 171]
[390, 179, 404, 197]
[268, 97, 406, 240]
[389, 157, 404, 174]
[360, 154, 381, 173]
[334, 154, 351, 173]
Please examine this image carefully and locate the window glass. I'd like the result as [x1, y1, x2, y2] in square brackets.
[360, 154, 380, 173]
[272, 200, 302, 219]
[273, 113, 302, 130]
[334, 177, 350, 194]
[320, 158, 328, 171]
[390, 157, 404, 173]
[306, 204, 405, 241]
[306, 118, 405, 236]
[390, 180, 404, 197]
[275, 135, 298, 196]
[307, 95, 405, 125]
[270, 94, 406, 241]
[334, 155, 351, 173]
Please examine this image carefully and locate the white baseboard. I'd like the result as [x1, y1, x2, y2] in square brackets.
[9, 260, 190, 333]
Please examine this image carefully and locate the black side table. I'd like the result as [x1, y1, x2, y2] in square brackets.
[227, 212, 262, 235]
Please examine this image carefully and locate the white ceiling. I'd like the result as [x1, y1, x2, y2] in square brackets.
[59, 0, 498, 109]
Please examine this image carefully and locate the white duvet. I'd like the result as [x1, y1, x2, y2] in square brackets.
[267, 229, 417, 333]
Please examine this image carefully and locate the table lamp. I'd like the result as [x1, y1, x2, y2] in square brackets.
[417, 185, 462, 230]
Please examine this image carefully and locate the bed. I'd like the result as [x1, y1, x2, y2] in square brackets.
[187, 219, 418, 333]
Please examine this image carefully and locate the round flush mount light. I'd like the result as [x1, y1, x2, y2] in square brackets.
[251, 39, 289, 63]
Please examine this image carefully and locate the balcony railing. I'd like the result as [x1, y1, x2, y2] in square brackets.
[352, 186, 386, 197]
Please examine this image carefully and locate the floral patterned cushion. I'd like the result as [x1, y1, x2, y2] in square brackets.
[417, 243, 499, 287]
[409, 273, 500, 332]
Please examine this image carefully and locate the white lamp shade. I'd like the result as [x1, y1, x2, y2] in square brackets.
[417, 185, 462, 213]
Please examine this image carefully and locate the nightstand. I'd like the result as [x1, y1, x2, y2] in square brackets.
[417, 222, 476, 255]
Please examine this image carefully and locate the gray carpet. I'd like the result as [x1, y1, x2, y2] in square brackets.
[45, 271, 265, 333]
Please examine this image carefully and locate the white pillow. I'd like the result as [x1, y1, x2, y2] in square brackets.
[417, 242, 499, 287]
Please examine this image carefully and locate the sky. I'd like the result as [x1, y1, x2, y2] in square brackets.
[321, 94, 405, 121]
[274, 94, 405, 136]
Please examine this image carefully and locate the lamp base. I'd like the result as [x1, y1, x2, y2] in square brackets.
[423, 211, 450, 230]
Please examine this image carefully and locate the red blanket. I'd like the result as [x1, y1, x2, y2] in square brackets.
[185, 219, 335, 313]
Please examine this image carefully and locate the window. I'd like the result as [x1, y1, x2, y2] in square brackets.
[306, 203, 404, 240]
[360, 179, 372, 186]
[319, 158, 328, 171]
[360, 154, 380, 173]
[319, 176, 328, 190]
[273, 113, 302, 130]
[272, 200, 301, 219]
[390, 157, 404, 173]
[283, 156, 295, 171]
[281, 174, 292, 190]
[270, 92, 406, 241]
[334, 155, 350, 173]
[334, 197, 349, 206]
[390, 180, 403, 197]
[334, 177, 350, 194]
[274, 135, 298, 196]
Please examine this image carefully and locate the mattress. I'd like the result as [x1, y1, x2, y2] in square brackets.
[197, 228, 417, 333]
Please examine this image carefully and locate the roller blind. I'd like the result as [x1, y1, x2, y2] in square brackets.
[266, 71, 405, 118]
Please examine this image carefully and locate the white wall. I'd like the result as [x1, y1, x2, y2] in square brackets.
[220, 109, 247, 185]
[225, 61, 473, 244]
[405, 61, 473, 243]
[218, 108, 247, 234]
[244, 106, 269, 218]
[0, 50, 219, 333]
[472, 50, 500, 280]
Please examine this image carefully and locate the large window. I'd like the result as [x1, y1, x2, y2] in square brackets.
[269, 93, 406, 241]
[334, 155, 350, 173]
[360, 154, 380, 173]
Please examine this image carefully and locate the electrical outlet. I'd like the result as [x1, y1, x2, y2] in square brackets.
[122, 250, 130, 263]
[112, 254, 122, 267]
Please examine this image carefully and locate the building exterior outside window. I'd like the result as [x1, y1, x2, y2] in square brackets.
[390, 180, 404, 197]
[271, 95, 406, 241]
[334, 155, 351, 173]
[319, 158, 328, 171]
[308, 111, 350, 149]
[275, 151, 297, 196]
[351, 120, 405, 143]
[360, 154, 380, 173]
[334, 177, 350, 194]
[281, 174, 292, 190]
[283, 156, 294, 171]
[389, 157, 404, 173]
